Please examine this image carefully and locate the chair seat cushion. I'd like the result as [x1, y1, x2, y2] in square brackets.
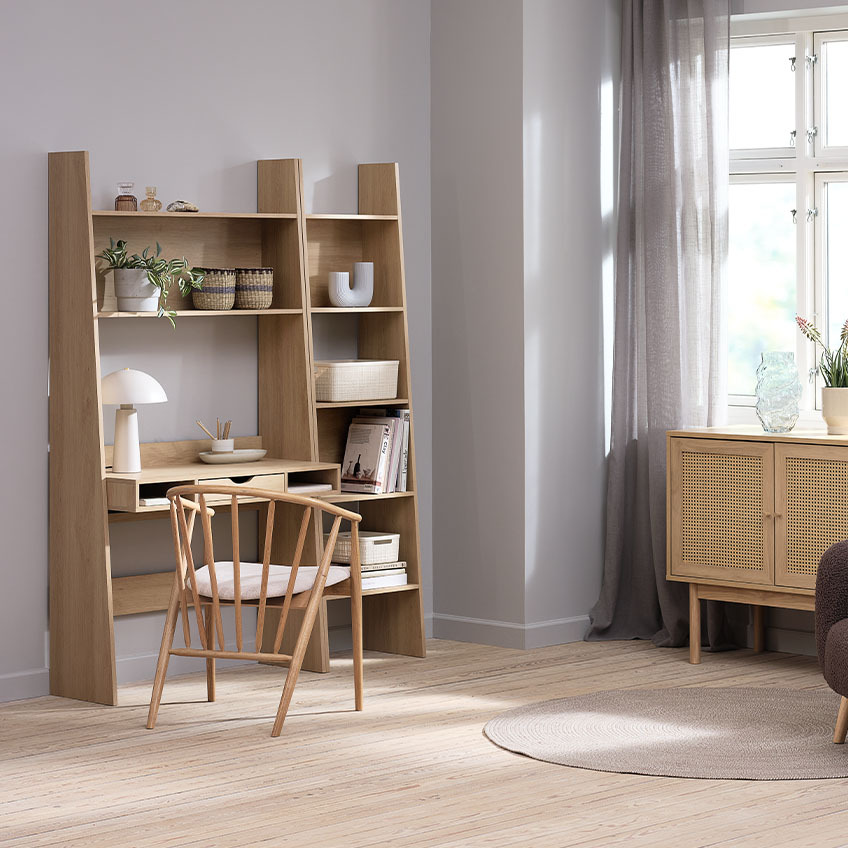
[824, 617, 848, 697]
[194, 562, 350, 601]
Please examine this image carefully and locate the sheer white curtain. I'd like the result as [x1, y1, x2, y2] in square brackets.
[588, 0, 733, 647]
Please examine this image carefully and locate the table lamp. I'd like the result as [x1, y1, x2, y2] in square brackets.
[101, 368, 167, 473]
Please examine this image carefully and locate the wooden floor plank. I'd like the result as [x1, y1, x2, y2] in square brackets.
[0, 639, 846, 847]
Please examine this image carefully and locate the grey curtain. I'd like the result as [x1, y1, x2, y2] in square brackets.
[587, 0, 734, 647]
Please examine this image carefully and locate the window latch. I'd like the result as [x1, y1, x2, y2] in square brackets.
[806, 53, 818, 68]
[790, 129, 797, 147]
[807, 126, 819, 144]
[807, 207, 819, 222]
[790, 56, 797, 71]
[791, 208, 797, 224]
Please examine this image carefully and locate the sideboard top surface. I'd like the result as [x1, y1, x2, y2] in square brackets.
[668, 426, 848, 447]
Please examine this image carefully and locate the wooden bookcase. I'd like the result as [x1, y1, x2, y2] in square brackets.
[48, 151, 425, 705]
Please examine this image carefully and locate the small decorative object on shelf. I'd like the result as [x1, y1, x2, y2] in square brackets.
[96, 238, 205, 325]
[166, 199, 199, 213]
[114, 181, 137, 211]
[755, 351, 802, 433]
[139, 186, 162, 212]
[196, 417, 233, 452]
[235, 268, 273, 309]
[193, 268, 235, 310]
[797, 314, 848, 433]
[328, 262, 374, 307]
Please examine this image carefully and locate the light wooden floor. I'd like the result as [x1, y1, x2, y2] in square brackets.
[2, 639, 847, 847]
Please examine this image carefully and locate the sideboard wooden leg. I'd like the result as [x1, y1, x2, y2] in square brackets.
[753, 605, 765, 653]
[689, 583, 701, 664]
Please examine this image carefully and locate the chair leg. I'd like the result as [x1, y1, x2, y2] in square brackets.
[204, 605, 216, 703]
[147, 580, 181, 729]
[834, 697, 848, 744]
[351, 586, 363, 713]
[272, 595, 325, 738]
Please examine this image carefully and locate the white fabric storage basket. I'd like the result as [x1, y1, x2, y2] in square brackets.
[327, 530, 400, 565]
[314, 359, 399, 402]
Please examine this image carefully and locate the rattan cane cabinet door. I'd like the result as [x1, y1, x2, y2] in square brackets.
[669, 438, 774, 585]
[775, 443, 848, 589]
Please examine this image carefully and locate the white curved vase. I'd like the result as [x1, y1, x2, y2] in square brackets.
[822, 387, 848, 435]
[328, 262, 374, 308]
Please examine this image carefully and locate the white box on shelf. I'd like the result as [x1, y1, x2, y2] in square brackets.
[327, 530, 400, 565]
[314, 359, 399, 402]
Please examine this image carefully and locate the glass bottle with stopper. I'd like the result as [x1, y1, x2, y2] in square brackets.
[140, 186, 162, 212]
[114, 182, 137, 211]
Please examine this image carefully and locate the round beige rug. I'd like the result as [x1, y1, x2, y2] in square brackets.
[484, 688, 848, 780]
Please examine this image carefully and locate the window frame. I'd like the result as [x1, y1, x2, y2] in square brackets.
[728, 15, 848, 424]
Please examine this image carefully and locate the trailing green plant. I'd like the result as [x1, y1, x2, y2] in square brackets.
[96, 238, 205, 327]
[796, 314, 848, 387]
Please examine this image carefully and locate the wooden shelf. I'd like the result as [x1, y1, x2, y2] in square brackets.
[306, 213, 398, 221]
[316, 398, 409, 409]
[311, 306, 405, 313]
[321, 491, 415, 504]
[96, 308, 302, 318]
[93, 211, 297, 219]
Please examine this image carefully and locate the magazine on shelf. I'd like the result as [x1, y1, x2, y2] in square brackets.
[355, 408, 411, 492]
[340, 420, 393, 493]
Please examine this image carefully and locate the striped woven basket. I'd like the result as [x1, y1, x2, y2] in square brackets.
[235, 268, 273, 309]
[192, 269, 235, 310]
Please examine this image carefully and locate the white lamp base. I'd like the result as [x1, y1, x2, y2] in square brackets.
[113, 404, 141, 473]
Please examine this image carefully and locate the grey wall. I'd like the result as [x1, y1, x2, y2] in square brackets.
[522, 0, 618, 646]
[430, 0, 528, 642]
[0, 0, 431, 700]
[431, 0, 618, 647]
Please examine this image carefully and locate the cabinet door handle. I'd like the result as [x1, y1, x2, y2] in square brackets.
[763, 512, 774, 519]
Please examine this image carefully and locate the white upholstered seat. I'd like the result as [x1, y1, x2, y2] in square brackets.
[195, 562, 350, 601]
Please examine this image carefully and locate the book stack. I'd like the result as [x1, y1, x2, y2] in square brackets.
[360, 560, 408, 590]
[340, 408, 411, 494]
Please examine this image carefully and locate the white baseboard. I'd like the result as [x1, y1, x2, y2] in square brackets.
[0, 667, 50, 703]
[762, 626, 816, 657]
[432, 612, 589, 649]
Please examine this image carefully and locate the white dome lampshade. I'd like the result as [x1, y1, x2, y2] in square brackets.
[101, 369, 167, 473]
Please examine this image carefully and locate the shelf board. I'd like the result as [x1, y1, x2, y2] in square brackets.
[326, 583, 420, 599]
[316, 398, 409, 409]
[321, 491, 415, 504]
[311, 307, 405, 314]
[305, 213, 398, 221]
[97, 308, 302, 318]
[92, 211, 297, 219]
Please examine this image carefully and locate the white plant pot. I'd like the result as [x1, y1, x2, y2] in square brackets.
[114, 268, 159, 312]
[821, 387, 848, 434]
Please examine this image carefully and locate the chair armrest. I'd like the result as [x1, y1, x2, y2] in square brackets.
[816, 541, 848, 667]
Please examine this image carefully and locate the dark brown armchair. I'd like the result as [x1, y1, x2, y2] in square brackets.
[816, 541, 848, 743]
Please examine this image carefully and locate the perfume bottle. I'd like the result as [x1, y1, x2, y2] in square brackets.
[140, 186, 162, 212]
[114, 182, 137, 211]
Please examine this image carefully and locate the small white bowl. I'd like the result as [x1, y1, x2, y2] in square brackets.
[210, 438, 235, 453]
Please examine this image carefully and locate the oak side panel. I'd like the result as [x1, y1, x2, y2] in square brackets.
[49, 151, 117, 704]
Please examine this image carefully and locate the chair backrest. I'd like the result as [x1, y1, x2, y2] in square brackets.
[166, 484, 362, 660]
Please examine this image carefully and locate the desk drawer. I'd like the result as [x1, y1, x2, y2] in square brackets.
[199, 473, 286, 496]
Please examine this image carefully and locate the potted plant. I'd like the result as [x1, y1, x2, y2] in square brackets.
[96, 239, 205, 326]
[797, 314, 848, 433]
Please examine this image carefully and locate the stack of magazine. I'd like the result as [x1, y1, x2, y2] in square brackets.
[360, 560, 408, 590]
[340, 408, 411, 494]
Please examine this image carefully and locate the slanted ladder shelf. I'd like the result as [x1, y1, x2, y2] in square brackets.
[48, 152, 425, 705]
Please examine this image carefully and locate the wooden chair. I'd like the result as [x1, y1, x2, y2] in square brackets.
[146, 485, 363, 737]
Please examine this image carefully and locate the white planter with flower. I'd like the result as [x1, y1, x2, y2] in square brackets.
[797, 315, 848, 434]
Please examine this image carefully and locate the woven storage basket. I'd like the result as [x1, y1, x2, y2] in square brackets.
[235, 268, 273, 309]
[192, 268, 235, 310]
[327, 531, 400, 565]
[314, 359, 399, 402]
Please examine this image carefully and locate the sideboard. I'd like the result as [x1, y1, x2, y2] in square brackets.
[667, 426, 848, 663]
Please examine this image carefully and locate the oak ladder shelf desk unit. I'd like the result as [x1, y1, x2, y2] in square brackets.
[667, 426, 848, 664]
[49, 151, 426, 705]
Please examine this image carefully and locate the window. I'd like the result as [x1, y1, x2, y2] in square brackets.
[728, 25, 848, 415]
